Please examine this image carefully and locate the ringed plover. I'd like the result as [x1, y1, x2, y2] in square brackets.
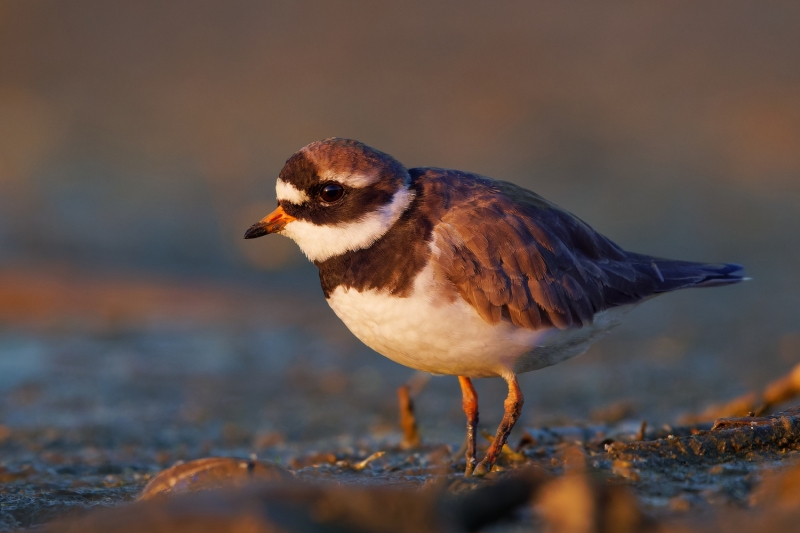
[244, 138, 745, 476]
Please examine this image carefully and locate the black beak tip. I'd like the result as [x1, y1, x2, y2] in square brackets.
[243, 224, 268, 239]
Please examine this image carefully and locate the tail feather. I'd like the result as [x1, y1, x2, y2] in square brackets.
[627, 253, 747, 293]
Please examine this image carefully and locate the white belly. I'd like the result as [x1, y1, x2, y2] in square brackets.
[326, 264, 633, 378]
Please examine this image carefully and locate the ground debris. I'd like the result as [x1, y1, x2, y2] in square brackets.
[11, 413, 800, 533]
[681, 363, 800, 424]
[348, 451, 386, 471]
[608, 406, 800, 465]
[43, 467, 550, 533]
[42, 462, 670, 533]
[138, 457, 292, 500]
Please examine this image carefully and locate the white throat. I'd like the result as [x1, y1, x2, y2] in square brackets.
[280, 186, 415, 262]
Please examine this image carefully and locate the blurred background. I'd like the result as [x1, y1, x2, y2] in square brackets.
[0, 0, 799, 452]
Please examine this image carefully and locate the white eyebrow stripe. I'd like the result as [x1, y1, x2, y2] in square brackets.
[276, 179, 311, 205]
[318, 170, 376, 188]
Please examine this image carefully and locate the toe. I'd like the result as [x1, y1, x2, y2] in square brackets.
[472, 462, 491, 477]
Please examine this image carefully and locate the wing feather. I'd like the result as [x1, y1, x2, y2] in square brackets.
[428, 170, 660, 330]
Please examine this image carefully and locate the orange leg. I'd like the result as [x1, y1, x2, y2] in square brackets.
[473, 374, 523, 476]
[397, 384, 420, 448]
[458, 376, 479, 476]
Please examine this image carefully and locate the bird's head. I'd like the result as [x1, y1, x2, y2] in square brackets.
[244, 138, 415, 263]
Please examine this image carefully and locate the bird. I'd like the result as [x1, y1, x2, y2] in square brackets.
[244, 138, 746, 476]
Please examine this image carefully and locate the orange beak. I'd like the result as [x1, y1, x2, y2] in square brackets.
[243, 205, 297, 239]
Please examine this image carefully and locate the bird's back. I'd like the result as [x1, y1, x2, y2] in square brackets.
[413, 168, 745, 331]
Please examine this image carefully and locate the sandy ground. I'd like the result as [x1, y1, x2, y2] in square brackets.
[1, 266, 799, 531]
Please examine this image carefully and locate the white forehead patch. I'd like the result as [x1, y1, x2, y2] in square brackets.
[276, 178, 310, 205]
[279, 186, 415, 263]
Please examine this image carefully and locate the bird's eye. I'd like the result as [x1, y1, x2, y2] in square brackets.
[319, 182, 345, 203]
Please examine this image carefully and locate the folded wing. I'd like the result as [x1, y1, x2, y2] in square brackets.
[426, 170, 743, 331]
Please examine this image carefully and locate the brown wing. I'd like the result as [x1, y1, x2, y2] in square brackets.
[425, 169, 660, 330]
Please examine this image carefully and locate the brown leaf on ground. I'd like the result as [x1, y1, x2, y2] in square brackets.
[682, 363, 800, 424]
[139, 457, 293, 500]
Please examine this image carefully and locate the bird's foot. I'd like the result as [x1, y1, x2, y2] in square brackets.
[470, 374, 522, 478]
[464, 458, 477, 477]
[472, 461, 492, 477]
